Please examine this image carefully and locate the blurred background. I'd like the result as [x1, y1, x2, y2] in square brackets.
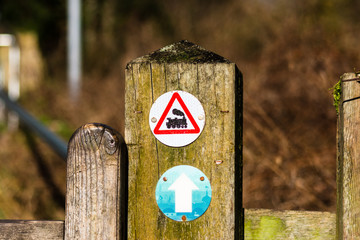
[0, 0, 358, 220]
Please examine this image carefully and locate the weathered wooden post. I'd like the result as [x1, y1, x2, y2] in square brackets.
[337, 73, 360, 239]
[65, 123, 128, 239]
[125, 40, 243, 239]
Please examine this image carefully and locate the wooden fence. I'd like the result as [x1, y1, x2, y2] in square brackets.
[0, 41, 358, 239]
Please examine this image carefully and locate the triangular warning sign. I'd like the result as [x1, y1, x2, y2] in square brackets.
[154, 92, 200, 134]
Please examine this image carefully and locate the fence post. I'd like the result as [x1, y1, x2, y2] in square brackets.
[337, 73, 360, 239]
[65, 123, 128, 239]
[0, 34, 20, 130]
[125, 40, 243, 239]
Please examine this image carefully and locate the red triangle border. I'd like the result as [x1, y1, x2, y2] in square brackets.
[153, 92, 200, 134]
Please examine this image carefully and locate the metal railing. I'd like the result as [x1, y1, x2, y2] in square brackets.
[0, 89, 67, 160]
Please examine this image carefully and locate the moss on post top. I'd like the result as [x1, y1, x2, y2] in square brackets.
[128, 40, 230, 65]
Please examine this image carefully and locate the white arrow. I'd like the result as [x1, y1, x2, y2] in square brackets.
[168, 173, 199, 212]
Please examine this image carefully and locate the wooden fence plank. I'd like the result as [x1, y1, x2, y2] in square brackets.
[245, 209, 335, 239]
[0, 220, 64, 240]
[0, 208, 335, 240]
[337, 73, 360, 239]
[125, 40, 243, 239]
[65, 123, 128, 240]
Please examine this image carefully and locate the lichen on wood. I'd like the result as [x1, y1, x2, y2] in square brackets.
[125, 41, 243, 239]
[245, 209, 335, 240]
[331, 79, 341, 114]
[127, 40, 231, 65]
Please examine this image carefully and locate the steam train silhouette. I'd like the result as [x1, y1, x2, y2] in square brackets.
[166, 109, 188, 129]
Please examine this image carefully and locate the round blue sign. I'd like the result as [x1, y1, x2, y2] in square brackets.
[155, 165, 212, 222]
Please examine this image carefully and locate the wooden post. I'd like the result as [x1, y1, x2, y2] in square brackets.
[245, 209, 335, 239]
[337, 73, 360, 239]
[125, 40, 243, 239]
[65, 123, 128, 240]
[0, 34, 20, 130]
[0, 220, 64, 240]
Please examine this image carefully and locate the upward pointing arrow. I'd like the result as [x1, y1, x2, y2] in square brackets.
[168, 173, 199, 212]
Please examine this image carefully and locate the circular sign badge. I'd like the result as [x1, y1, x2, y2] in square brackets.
[149, 90, 205, 147]
[155, 165, 212, 222]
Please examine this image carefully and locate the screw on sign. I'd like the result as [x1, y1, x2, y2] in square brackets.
[149, 90, 205, 147]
